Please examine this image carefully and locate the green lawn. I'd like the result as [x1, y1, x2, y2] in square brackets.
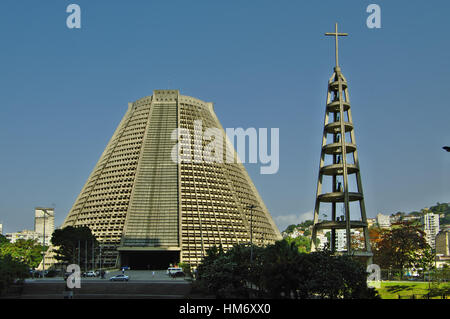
[376, 281, 450, 299]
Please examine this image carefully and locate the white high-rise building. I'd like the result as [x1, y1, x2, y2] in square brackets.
[335, 229, 347, 252]
[422, 213, 440, 249]
[332, 229, 363, 252]
[34, 207, 55, 246]
[376, 213, 391, 229]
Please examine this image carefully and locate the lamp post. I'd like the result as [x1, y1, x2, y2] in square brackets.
[247, 204, 256, 263]
[40, 209, 52, 279]
[99, 245, 102, 278]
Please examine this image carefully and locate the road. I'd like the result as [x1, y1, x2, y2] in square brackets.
[26, 269, 190, 283]
[10, 270, 196, 299]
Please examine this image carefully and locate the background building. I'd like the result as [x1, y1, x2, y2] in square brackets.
[0, 223, 2, 235]
[335, 229, 347, 252]
[422, 212, 440, 249]
[34, 207, 55, 246]
[316, 232, 328, 250]
[376, 213, 391, 229]
[5, 229, 40, 243]
[367, 218, 376, 228]
[436, 229, 449, 256]
[331, 229, 363, 252]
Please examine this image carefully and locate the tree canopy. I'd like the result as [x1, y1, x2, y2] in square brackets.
[0, 235, 45, 269]
[282, 220, 314, 234]
[0, 236, 32, 295]
[51, 226, 98, 266]
[284, 235, 311, 253]
[195, 241, 379, 299]
[373, 222, 434, 276]
[0, 254, 28, 295]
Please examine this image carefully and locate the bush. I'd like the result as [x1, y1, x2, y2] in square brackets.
[0, 254, 29, 295]
[195, 241, 379, 299]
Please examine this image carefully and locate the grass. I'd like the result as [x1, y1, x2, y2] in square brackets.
[376, 281, 450, 299]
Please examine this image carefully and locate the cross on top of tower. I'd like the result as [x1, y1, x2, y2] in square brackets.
[325, 23, 348, 68]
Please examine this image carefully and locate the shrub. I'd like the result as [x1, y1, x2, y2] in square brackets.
[195, 241, 379, 299]
[0, 254, 29, 295]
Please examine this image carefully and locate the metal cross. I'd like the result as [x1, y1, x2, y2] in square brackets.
[325, 23, 348, 67]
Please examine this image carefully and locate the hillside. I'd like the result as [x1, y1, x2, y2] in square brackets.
[390, 202, 450, 227]
[282, 202, 450, 234]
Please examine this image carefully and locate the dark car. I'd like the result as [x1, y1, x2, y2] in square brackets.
[172, 271, 185, 278]
[110, 274, 129, 282]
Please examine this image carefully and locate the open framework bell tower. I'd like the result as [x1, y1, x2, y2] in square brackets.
[310, 24, 372, 263]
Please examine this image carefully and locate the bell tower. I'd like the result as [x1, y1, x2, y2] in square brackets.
[310, 23, 372, 264]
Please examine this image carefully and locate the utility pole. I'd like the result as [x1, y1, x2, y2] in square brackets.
[41, 209, 52, 278]
[247, 204, 256, 263]
[85, 240, 87, 272]
[42, 211, 45, 278]
[99, 245, 102, 277]
[92, 241, 94, 271]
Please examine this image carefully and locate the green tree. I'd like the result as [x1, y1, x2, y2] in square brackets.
[195, 244, 262, 298]
[373, 222, 431, 278]
[283, 224, 298, 234]
[0, 254, 28, 295]
[51, 226, 98, 269]
[195, 241, 379, 299]
[282, 220, 314, 234]
[259, 240, 311, 298]
[305, 252, 378, 299]
[0, 239, 45, 269]
[0, 235, 9, 246]
[284, 236, 311, 253]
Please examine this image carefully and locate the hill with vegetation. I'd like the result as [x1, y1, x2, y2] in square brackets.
[389, 202, 450, 227]
[282, 202, 450, 235]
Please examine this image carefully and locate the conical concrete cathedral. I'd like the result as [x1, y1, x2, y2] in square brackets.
[58, 90, 281, 269]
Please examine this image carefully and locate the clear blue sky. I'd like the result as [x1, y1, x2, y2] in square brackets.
[0, 1, 449, 233]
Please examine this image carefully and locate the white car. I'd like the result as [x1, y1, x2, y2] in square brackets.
[166, 267, 184, 276]
[109, 274, 129, 282]
[84, 271, 97, 277]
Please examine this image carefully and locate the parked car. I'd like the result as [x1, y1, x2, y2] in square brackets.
[166, 267, 185, 277]
[84, 271, 97, 277]
[109, 274, 129, 282]
[121, 266, 131, 271]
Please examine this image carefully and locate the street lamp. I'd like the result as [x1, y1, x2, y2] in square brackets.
[247, 204, 256, 263]
[40, 208, 52, 279]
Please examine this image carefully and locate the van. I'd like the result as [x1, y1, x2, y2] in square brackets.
[166, 267, 184, 276]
